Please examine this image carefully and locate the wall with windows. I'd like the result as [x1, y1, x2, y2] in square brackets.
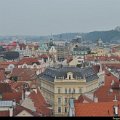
[39, 73, 99, 116]
[54, 79, 99, 116]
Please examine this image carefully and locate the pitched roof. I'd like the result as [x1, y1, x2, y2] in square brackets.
[39, 66, 98, 82]
[0, 61, 18, 69]
[75, 101, 120, 117]
[18, 57, 40, 65]
[0, 83, 13, 94]
[10, 68, 37, 81]
[94, 69, 120, 102]
[29, 89, 52, 116]
[0, 68, 5, 82]
[0, 111, 9, 116]
[2, 92, 22, 103]
[40, 54, 48, 59]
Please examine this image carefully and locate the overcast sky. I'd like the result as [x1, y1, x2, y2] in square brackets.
[0, 0, 120, 35]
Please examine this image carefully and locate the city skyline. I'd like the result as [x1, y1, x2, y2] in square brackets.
[0, 0, 120, 35]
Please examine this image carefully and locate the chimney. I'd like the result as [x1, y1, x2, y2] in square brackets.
[9, 107, 13, 117]
[33, 88, 38, 94]
[94, 96, 98, 103]
[22, 88, 25, 100]
[113, 95, 119, 117]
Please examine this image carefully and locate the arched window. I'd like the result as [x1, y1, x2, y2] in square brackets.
[33, 63, 37, 68]
[22, 64, 28, 68]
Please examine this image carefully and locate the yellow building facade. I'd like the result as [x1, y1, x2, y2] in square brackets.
[39, 66, 99, 116]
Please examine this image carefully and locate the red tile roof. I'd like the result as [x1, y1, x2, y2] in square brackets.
[0, 111, 9, 117]
[10, 68, 37, 82]
[29, 89, 52, 116]
[40, 54, 48, 59]
[18, 57, 40, 65]
[0, 83, 13, 94]
[0, 61, 18, 69]
[75, 101, 120, 117]
[94, 69, 120, 102]
[2, 92, 22, 103]
[0, 68, 5, 82]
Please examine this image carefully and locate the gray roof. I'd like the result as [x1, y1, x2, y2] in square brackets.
[73, 46, 90, 51]
[0, 101, 13, 107]
[39, 66, 99, 82]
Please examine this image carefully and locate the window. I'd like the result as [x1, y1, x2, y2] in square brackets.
[73, 88, 75, 93]
[67, 72, 73, 80]
[65, 107, 67, 113]
[69, 88, 71, 93]
[69, 75, 71, 80]
[65, 88, 67, 94]
[58, 88, 61, 93]
[58, 107, 61, 113]
[79, 88, 82, 93]
[58, 98, 61, 104]
[64, 98, 67, 104]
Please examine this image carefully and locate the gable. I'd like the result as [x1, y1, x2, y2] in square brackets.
[16, 110, 33, 117]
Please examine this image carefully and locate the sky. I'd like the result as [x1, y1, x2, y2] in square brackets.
[0, 0, 120, 36]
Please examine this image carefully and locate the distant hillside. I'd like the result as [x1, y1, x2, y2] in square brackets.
[0, 27, 120, 43]
[52, 29, 120, 43]
[82, 30, 120, 43]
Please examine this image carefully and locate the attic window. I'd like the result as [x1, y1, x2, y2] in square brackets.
[22, 64, 28, 68]
[67, 72, 73, 80]
[69, 75, 71, 80]
[33, 64, 37, 68]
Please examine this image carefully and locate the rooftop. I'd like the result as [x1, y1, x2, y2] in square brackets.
[75, 101, 120, 117]
[0, 101, 14, 107]
[39, 66, 98, 82]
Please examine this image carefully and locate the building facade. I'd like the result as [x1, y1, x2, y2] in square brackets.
[38, 66, 99, 116]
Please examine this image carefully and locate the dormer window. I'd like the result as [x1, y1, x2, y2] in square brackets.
[69, 75, 71, 80]
[67, 72, 73, 80]
[22, 64, 28, 68]
[33, 63, 37, 68]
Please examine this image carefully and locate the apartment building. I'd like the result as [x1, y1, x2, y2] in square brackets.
[38, 66, 99, 116]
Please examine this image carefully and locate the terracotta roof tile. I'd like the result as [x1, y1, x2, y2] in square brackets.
[2, 92, 22, 103]
[10, 68, 37, 82]
[94, 69, 120, 102]
[0, 83, 13, 94]
[0, 69, 5, 82]
[0, 111, 9, 117]
[40, 54, 48, 59]
[29, 89, 52, 116]
[18, 58, 40, 65]
[75, 101, 120, 117]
